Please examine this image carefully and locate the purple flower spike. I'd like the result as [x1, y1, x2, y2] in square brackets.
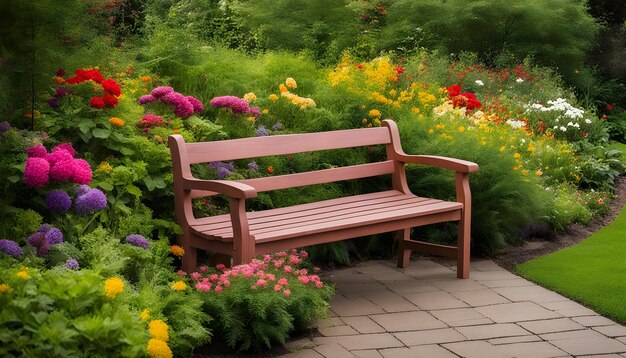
[272, 122, 283, 131]
[75, 188, 107, 215]
[0, 121, 11, 134]
[48, 97, 60, 108]
[125, 234, 150, 249]
[247, 161, 259, 171]
[66, 258, 80, 270]
[256, 125, 269, 137]
[46, 190, 72, 214]
[0, 239, 22, 258]
[217, 166, 231, 179]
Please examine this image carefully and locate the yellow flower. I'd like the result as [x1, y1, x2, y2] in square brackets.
[149, 320, 169, 342]
[513, 153, 521, 159]
[499, 146, 506, 152]
[368, 109, 381, 118]
[428, 129, 434, 135]
[171, 281, 187, 291]
[362, 118, 368, 124]
[373, 118, 381, 126]
[458, 126, 465, 133]
[104, 277, 124, 299]
[389, 89, 397, 97]
[147, 339, 173, 358]
[269, 94, 278, 102]
[279, 84, 288, 93]
[109, 117, 125, 127]
[435, 124, 445, 130]
[522, 170, 528, 176]
[411, 107, 421, 113]
[527, 143, 536, 152]
[285, 77, 297, 89]
[262, 109, 269, 115]
[140, 309, 150, 322]
[245, 117, 256, 122]
[243, 92, 256, 102]
[0, 283, 11, 293]
[170, 245, 185, 257]
[98, 162, 113, 173]
[16, 270, 30, 280]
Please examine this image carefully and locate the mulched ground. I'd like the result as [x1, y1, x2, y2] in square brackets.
[494, 176, 626, 272]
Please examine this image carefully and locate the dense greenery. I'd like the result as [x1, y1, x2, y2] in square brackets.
[0, 0, 624, 355]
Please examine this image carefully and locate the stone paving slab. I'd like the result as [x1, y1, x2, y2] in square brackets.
[281, 259, 626, 357]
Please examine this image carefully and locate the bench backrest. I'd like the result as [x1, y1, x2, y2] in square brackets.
[169, 123, 403, 198]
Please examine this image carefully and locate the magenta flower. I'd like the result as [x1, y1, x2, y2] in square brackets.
[210, 96, 251, 114]
[24, 157, 50, 188]
[139, 94, 157, 105]
[138, 114, 164, 128]
[49, 160, 75, 181]
[186, 96, 204, 113]
[150, 86, 174, 98]
[25, 144, 47, 158]
[71, 159, 92, 185]
[45, 149, 73, 166]
[52, 143, 76, 157]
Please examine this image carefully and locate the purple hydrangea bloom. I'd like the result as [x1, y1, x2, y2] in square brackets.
[139, 94, 157, 105]
[75, 188, 107, 215]
[38, 224, 52, 233]
[0, 121, 10, 134]
[56, 87, 71, 97]
[150, 86, 174, 98]
[27, 231, 51, 256]
[45, 228, 64, 245]
[75, 184, 91, 197]
[256, 125, 269, 137]
[217, 166, 231, 179]
[48, 97, 60, 108]
[46, 190, 72, 214]
[272, 122, 283, 131]
[186, 96, 204, 113]
[65, 258, 80, 270]
[210, 96, 251, 114]
[247, 161, 259, 171]
[0, 239, 22, 258]
[125, 234, 150, 249]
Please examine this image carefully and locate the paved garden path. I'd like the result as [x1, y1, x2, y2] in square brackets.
[282, 259, 626, 358]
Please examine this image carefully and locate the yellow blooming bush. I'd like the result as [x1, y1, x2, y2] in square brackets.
[104, 277, 125, 298]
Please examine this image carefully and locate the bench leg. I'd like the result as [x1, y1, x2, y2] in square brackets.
[457, 219, 471, 279]
[182, 245, 197, 273]
[396, 228, 412, 268]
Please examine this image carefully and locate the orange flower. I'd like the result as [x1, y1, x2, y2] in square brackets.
[536, 170, 543, 176]
[54, 76, 65, 85]
[267, 166, 274, 174]
[173, 128, 179, 134]
[109, 117, 125, 127]
[279, 84, 288, 93]
[170, 245, 185, 257]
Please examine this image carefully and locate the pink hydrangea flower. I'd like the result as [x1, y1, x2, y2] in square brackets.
[309, 275, 320, 282]
[186, 96, 204, 113]
[300, 250, 309, 258]
[52, 143, 76, 157]
[49, 160, 75, 181]
[215, 285, 223, 293]
[209, 274, 219, 282]
[71, 159, 92, 185]
[216, 264, 226, 271]
[209, 95, 250, 114]
[315, 281, 324, 289]
[289, 255, 302, 265]
[290, 249, 298, 254]
[283, 265, 292, 274]
[139, 94, 157, 105]
[283, 289, 291, 297]
[177, 269, 187, 277]
[256, 279, 267, 287]
[298, 276, 310, 284]
[299, 269, 308, 276]
[223, 280, 231, 288]
[274, 259, 284, 268]
[190, 272, 201, 281]
[24, 157, 50, 188]
[195, 282, 211, 292]
[263, 254, 271, 262]
[45, 149, 73, 166]
[25, 144, 47, 158]
[150, 86, 174, 98]
[199, 265, 209, 273]
[278, 277, 289, 286]
[274, 284, 282, 292]
[267, 274, 275, 281]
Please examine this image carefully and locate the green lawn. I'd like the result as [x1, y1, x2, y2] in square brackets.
[517, 201, 626, 324]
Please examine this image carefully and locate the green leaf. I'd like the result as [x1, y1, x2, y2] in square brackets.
[78, 121, 96, 134]
[143, 177, 155, 191]
[78, 132, 92, 143]
[92, 128, 111, 139]
[96, 181, 114, 191]
[119, 146, 135, 156]
[125, 184, 142, 198]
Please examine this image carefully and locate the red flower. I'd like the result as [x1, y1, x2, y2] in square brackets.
[89, 96, 105, 109]
[56, 68, 65, 77]
[602, 114, 607, 119]
[66, 68, 104, 84]
[607, 104, 613, 111]
[102, 93, 118, 108]
[395, 66, 404, 75]
[446, 85, 462, 97]
[101, 79, 121, 96]
[356, 64, 363, 69]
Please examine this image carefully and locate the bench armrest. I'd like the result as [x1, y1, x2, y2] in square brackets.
[396, 154, 479, 174]
[183, 178, 258, 199]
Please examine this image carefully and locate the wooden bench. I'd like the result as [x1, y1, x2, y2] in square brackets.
[168, 120, 478, 278]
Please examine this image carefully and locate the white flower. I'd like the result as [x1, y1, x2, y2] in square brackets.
[567, 121, 574, 126]
[585, 118, 592, 124]
[516, 78, 524, 83]
[506, 120, 527, 129]
[475, 80, 484, 86]
[560, 126, 567, 132]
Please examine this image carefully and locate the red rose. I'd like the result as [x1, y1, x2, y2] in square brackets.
[101, 78, 121, 96]
[102, 93, 118, 108]
[607, 104, 613, 111]
[395, 66, 404, 75]
[446, 84, 462, 97]
[85, 69, 104, 83]
[89, 96, 105, 109]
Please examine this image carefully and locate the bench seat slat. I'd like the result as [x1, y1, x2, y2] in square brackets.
[190, 191, 462, 243]
[190, 161, 395, 198]
[186, 127, 391, 164]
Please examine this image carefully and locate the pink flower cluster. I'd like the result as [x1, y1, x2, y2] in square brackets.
[209, 95, 260, 117]
[137, 114, 165, 128]
[139, 86, 203, 119]
[24, 143, 92, 188]
[188, 249, 324, 297]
